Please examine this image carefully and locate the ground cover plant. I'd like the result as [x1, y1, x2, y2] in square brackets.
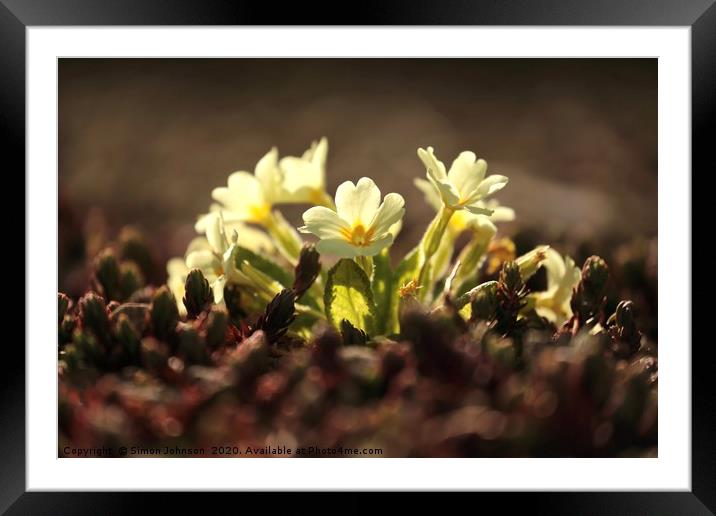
[58, 139, 657, 457]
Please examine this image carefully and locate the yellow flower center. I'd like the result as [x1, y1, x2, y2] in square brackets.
[341, 223, 375, 247]
[249, 203, 271, 223]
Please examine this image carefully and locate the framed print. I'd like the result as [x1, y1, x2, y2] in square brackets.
[3, 0, 712, 512]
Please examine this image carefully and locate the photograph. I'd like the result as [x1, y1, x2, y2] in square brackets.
[56, 57, 658, 459]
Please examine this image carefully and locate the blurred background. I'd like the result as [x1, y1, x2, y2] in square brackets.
[59, 58, 657, 334]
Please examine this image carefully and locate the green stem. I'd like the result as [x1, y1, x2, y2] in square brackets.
[295, 302, 326, 320]
[417, 206, 454, 294]
[454, 227, 494, 292]
[355, 255, 374, 280]
[264, 210, 302, 265]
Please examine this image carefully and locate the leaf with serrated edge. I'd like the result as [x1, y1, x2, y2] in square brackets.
[324, 259, 377, 334]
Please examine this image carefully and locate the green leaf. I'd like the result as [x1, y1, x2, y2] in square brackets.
[385, 246, 422, 335]
[233, 246, 294, 288]
[372, 248, 393, 335]
[324, 259, 377, 334]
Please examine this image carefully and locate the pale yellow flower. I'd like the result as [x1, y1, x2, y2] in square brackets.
[210, 139, 331, 226]
[166, 258, 190, 317]
[278, 137, 330, 205]
[299, 177, 405, 258]
[211, 147, 282, 224]
[194, 204, 275, 254]
[532, 248, 581, 325]
[417, 146, 508, 214]
[184, 212, 233, 304]
[415, 177, 515, 234]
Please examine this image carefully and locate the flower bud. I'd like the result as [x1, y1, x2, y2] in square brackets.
[206, 307, 229, 348]
[178, 325, 205, 364]
[119, 261, 144, 301]
[93, 249, 121, 301]
[516, 245, 549, 282]
[183, 269, 212, 318]
[572, 256, 610, 323]
[118, 226, 155, 281]
[254, 289, 297, 344]
[72, 327, 102, 367]
[615, 300, 636, 331]
[78, 292, 110, 343]
[582, 256, 609, 300]
[151, 286, 179, 341]
[609, 300, 641, 357]
[499, 261, 524, 293]
[114, 313, 140, 361]
[293, 244, 321, 298]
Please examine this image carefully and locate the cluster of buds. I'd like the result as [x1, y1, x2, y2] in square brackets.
[58, 289, 657, 457]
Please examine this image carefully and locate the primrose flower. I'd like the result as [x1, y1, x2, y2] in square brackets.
[194, 204, 275, 253]
[532, 248, 581, 325]
[211, 147, 283, 224]
[278, 137, 331, 206]
[299, 177, 405, 258]
[184, 212, 233, 304]
[166, 258, 190, 316]
[417, 147, 508, 214]
[415, 177, 515, 233]
[210, 139, 332, 226]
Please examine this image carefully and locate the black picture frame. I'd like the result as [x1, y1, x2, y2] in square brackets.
[3, 0, 711, 513]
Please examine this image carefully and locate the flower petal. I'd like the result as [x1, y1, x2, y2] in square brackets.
[489, 205, 515, 222]
[300, 206, 350, 239]
[279, 157, 323, 199]
[204, 212, 228, 256]
[254, 147, 282, 198]
[464, 203, 495, 216]
[553, 255, 581, 306]
[447, 152, 487, 200]
[430, 176, 461, 207]
[369, 192, 405, 237]
[215, 171, 265, 212]
[303, 137, 328, 169]
[186, 236, 211, 256]
[315, 238, 361, 258]
[167, 257, 189, 278]
[230, 224, 275, 253]
[356, 234, 394, 257]
[542, 248, 567, 289]
[417, 146, 447, 181]
[334, 177, 381, 225]
[211, 276, 226, 304]
[186, 250, 220, 278]
[414, 177, 442, 212]
[474, 174, 509, 199]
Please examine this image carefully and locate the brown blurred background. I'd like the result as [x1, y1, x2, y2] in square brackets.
[59, 58, 657, 295]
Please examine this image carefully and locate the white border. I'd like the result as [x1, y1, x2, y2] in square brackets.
[27, 27, 690, 491]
